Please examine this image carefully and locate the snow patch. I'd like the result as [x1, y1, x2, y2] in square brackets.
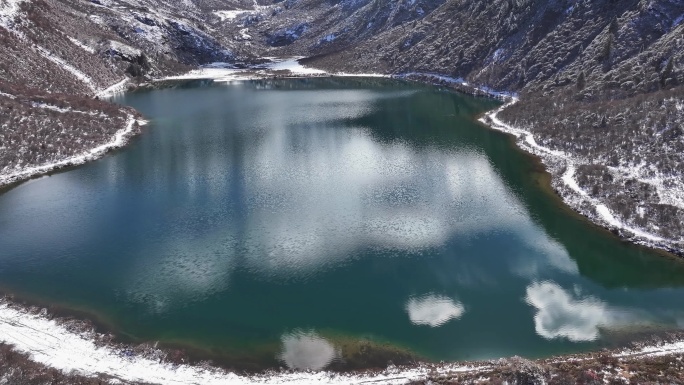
[162, 57, 326, 82]
[333, 72, 388, 78]
[163, 57, 392, 83]
[322, 33, 336, 42]
[239, 27, 251, 40]
[0, 0, 24, 28]
[96, 78, 129, 99]
[490, 48, 505, 63]
[107, 40, 142, 58]
[608, 162, 684, 210]
[214, 10, 249, 21]
[617, 340, 684, 358]
[267, 57, 325, 74]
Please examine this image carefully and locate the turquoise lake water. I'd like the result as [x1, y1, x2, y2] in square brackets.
[1, 78, 683, 370]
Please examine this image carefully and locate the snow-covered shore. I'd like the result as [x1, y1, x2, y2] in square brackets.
[1, 298, 683, 385]
[0, 300, 488, 385]
[160, 57, 326, 82]
[0, 115, 143, 189]
[159, 57, 388, 82]
[96, 78, 130, 99]
[480, 99, 681, 255]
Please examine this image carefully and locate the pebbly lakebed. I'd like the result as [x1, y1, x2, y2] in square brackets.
[1, 77, 684, 374]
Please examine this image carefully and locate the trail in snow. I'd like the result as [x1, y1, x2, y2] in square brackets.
[0, 0, 104, 94]
[68, 36, 96, 54]
[561, 165, 666, 242]
[30, 102, 105, 116]
[1, 0, 125, 97]
[610, 162, 684, 211]
[34, 44, 98, 92]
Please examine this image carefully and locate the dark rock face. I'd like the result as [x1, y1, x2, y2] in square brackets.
[267, 22, 309, 46]
[165, 20, 234, 64]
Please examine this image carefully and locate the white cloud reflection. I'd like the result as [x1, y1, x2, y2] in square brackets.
[237, 124, 576, 277]
[121, 87, 578, 309]
[278, 330, 338, 370]
[405, 294, 465, 327]
[526, 281, 615, 342]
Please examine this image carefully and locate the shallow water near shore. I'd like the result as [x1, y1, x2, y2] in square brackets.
[1, 78, 684, 371]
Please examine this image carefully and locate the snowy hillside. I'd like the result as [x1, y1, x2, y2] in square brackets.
[0, 0, 240, 188]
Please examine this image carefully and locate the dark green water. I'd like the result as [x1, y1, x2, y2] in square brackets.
[1, 78, 684, 370]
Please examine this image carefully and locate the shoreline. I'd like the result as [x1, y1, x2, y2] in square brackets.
[0, 297, 486, 384]
[480, 100, 683, 259]
[0, 114, 146, 192]
[1, 297, 683, 384]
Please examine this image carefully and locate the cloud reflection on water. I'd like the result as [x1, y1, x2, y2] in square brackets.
[278, 330, 338, 370]
[405, 294, 465, 327]
[122, 86, 577, 310]
[525, 281, 639, 342]
[239, 126, 575, 277]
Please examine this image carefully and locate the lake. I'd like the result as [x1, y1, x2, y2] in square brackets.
[1, 78, 683, 371]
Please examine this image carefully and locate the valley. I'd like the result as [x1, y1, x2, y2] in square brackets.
[1, 0, 684, 383]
